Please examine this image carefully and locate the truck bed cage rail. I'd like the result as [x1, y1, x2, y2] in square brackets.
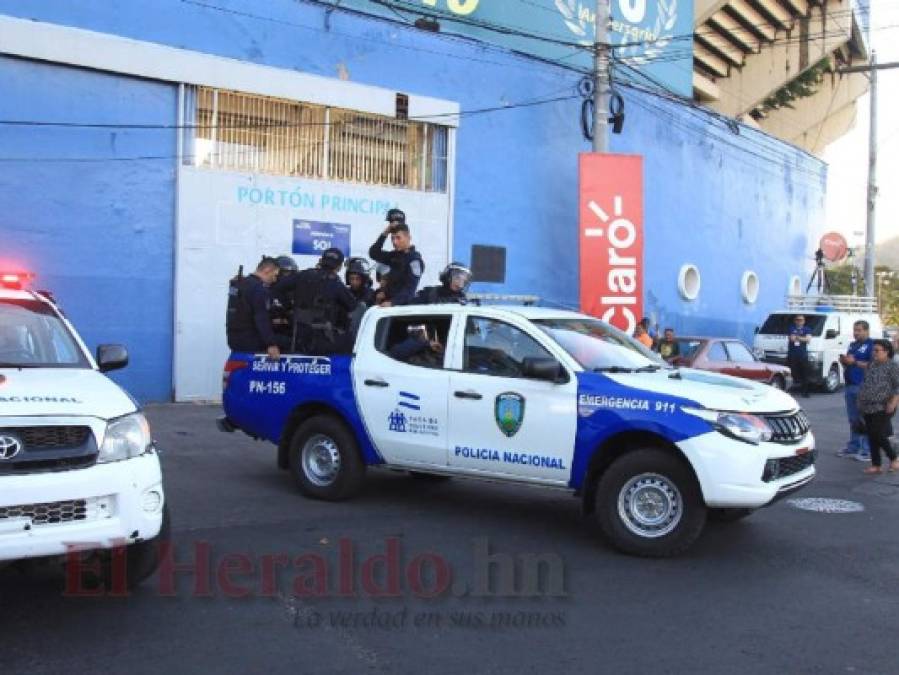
[468, 293, 540, 306]
[786, 295, 878, 312]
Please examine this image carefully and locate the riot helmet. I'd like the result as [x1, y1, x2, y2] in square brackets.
[439, 262, 472, 293]
[386, 208, 406, 225]
[275, 255, 298, 275]
[345, 257, 372, 287]
[319, 247, 345, 271]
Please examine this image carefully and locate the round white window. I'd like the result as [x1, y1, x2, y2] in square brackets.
[741, 270, 760, 304]
[678, 264, 700, 301]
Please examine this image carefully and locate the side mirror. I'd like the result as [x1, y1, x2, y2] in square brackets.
[825, 329, 839, 340]
[522, 357, 566, 383]
[753, 326, 760, 334]
[97, 344, 129, 372]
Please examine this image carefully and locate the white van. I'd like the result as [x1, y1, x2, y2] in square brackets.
[753, 295, 882, 392]
[0, 272, 167, 589]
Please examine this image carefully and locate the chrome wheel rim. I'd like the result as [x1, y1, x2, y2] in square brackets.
[301, 434, 341, 487]
[617, 473, 683, 539]
[826, 367, 840, 391]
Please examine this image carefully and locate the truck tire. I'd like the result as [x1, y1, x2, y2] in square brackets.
[770, 374, 786, 391]
[708, 507, 754, 523]
[823, 364, 841, 393]
[594, 448, 706, 557]
[288, 415, 365, 501]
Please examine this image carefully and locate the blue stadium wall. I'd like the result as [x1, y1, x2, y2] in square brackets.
[0, 0, 825, 401]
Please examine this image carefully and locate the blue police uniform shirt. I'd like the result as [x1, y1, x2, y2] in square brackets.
[787, 325, 812, 357]
[845, 338, 873, 386]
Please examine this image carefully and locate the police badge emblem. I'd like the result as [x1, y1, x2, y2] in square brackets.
[495, 392, 525, 437]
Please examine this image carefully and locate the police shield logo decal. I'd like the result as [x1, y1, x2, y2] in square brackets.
[495, 392, 525, 437]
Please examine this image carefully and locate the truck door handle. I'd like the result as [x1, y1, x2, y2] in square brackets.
[364, 378, 389, 388]
[454, 390, 483, 400]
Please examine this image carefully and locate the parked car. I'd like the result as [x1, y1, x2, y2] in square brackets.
[672, 337, 792, 390]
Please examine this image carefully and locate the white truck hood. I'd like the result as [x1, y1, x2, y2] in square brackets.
[0, 368, 137, 419]
[601, 367, 799, 414]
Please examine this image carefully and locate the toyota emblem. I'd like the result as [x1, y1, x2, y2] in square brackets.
[0, 435, 22, 460]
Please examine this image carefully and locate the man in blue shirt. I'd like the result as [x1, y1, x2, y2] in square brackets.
[837, 320, 874, 460]
[787, 315, 813, 398]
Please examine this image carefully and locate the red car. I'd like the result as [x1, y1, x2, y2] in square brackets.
[668, 337, 792, 390]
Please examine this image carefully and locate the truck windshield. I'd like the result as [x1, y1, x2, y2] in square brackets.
[533, 318, 663, 371]
[759, 314, 826, 337]
[0, 299, 89, 368]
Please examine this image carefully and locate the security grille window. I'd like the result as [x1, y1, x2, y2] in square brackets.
[183, 86, 448, 192]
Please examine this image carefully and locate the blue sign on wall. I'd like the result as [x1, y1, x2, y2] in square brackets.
[292, 220, 351, 256]
[341, 0, 694, 97]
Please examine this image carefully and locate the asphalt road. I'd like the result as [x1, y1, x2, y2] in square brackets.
[2, 391, 898, 674]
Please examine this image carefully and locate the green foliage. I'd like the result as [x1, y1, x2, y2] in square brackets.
[762, 58, 832, 113]
[824, 263, 899, 326]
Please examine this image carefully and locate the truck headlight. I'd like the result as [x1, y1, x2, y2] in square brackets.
[752, 347, 765, 359]
[683, 408, 773, 445]
[99, 412, 152, 463]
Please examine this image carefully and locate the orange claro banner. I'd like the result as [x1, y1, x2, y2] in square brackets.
[578, 153, 644, 335]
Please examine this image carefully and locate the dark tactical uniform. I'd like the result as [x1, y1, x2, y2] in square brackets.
[273, 267, 360, 354]
[226, 274, 288, 352]
[411, 285, 467, 305]
[368, 234, 424, 305]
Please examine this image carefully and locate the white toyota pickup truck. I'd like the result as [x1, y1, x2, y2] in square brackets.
[0, 273, 167, 588]
[221, 303, 816, 557]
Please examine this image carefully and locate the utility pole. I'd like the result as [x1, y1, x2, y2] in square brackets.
[864, 50, 878, 296]
[592, 0, 611, 152]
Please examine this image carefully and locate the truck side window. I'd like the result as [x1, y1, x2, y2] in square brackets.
[376, 315, 452, 369]
[464, 317, 553, 378]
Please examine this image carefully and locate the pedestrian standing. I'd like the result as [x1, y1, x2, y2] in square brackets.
[837, 320, 873, 460]
[857, 339, 899, 475]
[787, 314, 813, 398]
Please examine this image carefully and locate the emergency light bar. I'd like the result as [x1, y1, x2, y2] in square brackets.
[0, 271, 34, 290]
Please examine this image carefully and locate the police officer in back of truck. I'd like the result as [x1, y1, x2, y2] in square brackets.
[368, 208, 424, 306]
[273, 248, 361, 354]
[226, 257, 289, 360]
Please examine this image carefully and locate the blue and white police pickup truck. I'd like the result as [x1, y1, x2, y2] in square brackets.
[0, 272, 167, 587]
[221, 303, 815, 557]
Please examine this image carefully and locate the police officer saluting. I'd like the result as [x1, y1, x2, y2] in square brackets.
[368, 208, 424, 306]
[412, 262, 471, 305]
[226, 257, 289, 360]
[345, 257, 376, 307]
[273, 247, 360, 354]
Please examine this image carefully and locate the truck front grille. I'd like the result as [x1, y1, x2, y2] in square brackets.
[0, 496, 112, 527]
[763, 411, 810, 444]
[1, 426, 91, 450]
[762, 450, 816, 482]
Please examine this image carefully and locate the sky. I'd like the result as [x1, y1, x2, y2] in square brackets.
[823, 0, 899, 248]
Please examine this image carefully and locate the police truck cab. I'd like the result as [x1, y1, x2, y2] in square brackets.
[221, 302, 816, 557]
[0, 272, 167, 587]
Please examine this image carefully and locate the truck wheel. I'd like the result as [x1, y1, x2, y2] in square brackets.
[288, 415, 365, 501]
[708, 507, 754, 523]
[823, 364, 841, 393]
[594, 448, 706, 557]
